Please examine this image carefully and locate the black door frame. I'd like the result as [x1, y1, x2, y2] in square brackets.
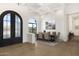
[0, 10, 23, 47]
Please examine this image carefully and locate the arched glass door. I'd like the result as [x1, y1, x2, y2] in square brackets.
[0, 10, 22, 47]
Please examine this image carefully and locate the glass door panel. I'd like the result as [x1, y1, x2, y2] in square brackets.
[15, 15, 21, 37]
[3, 13, 11, 39]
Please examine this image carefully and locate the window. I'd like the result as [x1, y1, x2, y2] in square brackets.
[3, 13, 11, 39]
[28, 18, 37, 34]
[15, 15, 21, 37]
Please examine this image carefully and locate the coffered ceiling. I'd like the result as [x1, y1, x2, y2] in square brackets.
[18, 3, 79, 15]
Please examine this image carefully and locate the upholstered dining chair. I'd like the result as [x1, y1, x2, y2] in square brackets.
[43, 32, 50, 41]
[38, 32, 43, 40]
[55, 32, 60, 41]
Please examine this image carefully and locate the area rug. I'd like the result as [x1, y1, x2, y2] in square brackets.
[37, 40, 58, 46]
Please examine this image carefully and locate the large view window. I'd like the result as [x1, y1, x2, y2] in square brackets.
[28, 18, 37, 34]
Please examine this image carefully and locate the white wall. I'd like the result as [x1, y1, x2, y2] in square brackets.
[66, 4, 79, 36]
[41, 15, 56, 32]
[55, 9, 68, 41]
[68, 15, 73, 32]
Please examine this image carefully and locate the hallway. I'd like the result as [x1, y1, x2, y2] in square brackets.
[0, 39, 79, 56]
